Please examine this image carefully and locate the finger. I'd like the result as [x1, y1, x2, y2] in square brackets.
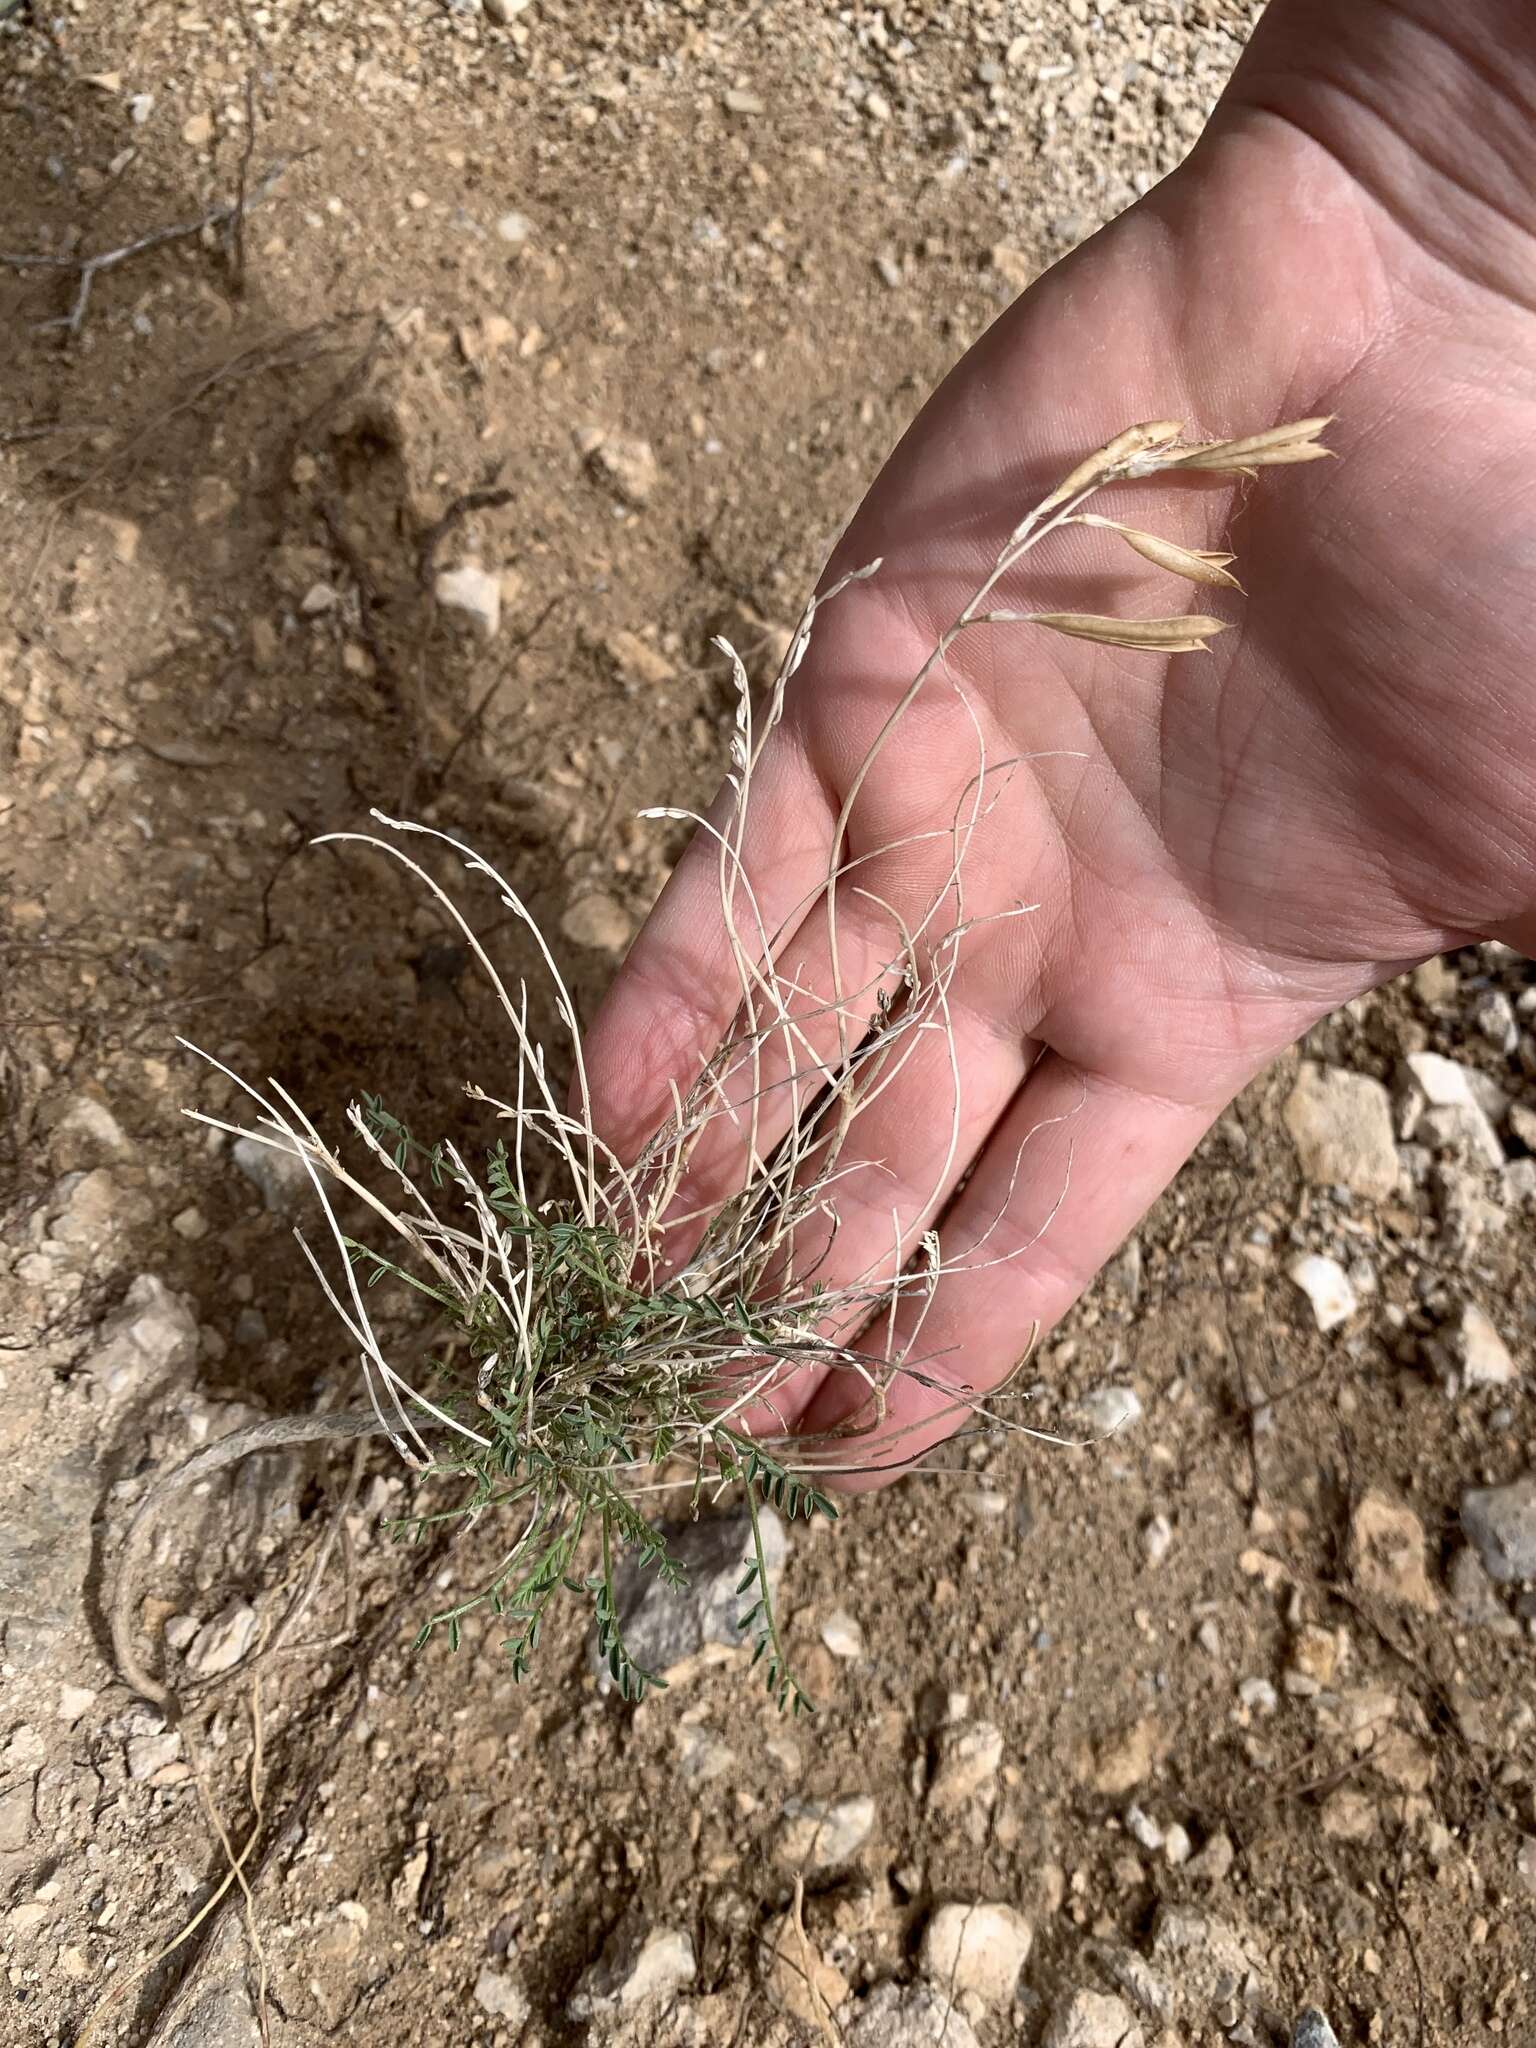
[792, 1048, 1227, 1481]
[579, 731, 836, 1159]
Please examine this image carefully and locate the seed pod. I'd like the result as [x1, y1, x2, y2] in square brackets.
[1039, 419, 1185, 510]
[1024, 610, 1228, 654]
[1161, 415, 1334, 474]
[1079, 515, 1242, 589]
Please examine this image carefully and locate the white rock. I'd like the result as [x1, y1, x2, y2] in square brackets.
[57, 1686, 96, 1724]
[1148, 1906, 1261, 2005]
[85, 1275, 199, 1398]
[1077, 1385, 1142, 1436]
[495, 208, 532, 242]
[919, 1902, 1032, 2007]
[185, 1600, 258, 1679]
[585, 435, 658, 507]
[231, 1136, 313, 1213]
[1283, 1063, 1399, 1199]
[127, 1731, 182, 1780]
[929, 1720, 1004, 1811]
[1420, 1102, 1504, 1167]
[434, 561, 502, 640]
[778, 1795, 875, 1873]
[1404, 1050, 1500, 1114]
[1043, 1988, 1144, 2048]
[846, 1981, 981, 2048]
[1140, 1514, 1172, 1567]
[1287, 1254, 1357, 1333]
[569, 1927, 695, 2016]
[1163, 1822, 1192, 1865]
[820, 1610, 865, 1660]
[1125, 1804, 1163, 1851]
[1449, 1303, 1518, 1389]
[473, 1967, 530, 2024]
[561, 893, 632, 954]
[52, 1094, 129, 1159]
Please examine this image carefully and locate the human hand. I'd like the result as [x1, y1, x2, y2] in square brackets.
[583, 0, 1536, 1478]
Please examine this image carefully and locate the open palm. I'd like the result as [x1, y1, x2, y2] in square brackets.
[584, 1, 1536, 1473]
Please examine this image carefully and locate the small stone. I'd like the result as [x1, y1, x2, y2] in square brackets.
[1085, 1942, 1174, 2022]
[172, 1204, 208, 1240]
[1320, 1787, 1376, 1840]
[1148, 1907, 1260, 2007]
[991, 244, 1033, 290]
[919, 1902, 1032, 2007]
[1238, 1677, 1278, 1715]
[495, 209, 532, 244]
[1163, 1822, 1193, 1865]
[1287, 1254, 1357, 1334]
[1141, 1514, 1172, 1567]
[1447, 1543, 1510, 1624]
[483, 0, 528, 21]
[0, 1780, 35, 1853]
[473, 1967, 530, 2024]
[1292, 2012, 1342, 2048]
[85, 1275, 199, 1399]
[929, 1720, 1003, 1810]
[57, 1685, 96, 1724]
[569, 1926, 696, 2016]
[434, 562, 502, 640]
[1289, 1624, 1339, 1687]
[674, 1723, 736, 1782]
[1448, 1303, 1518, 1388]
[1420, 1102, 1504, 1167]
[601, 629, 676, 688]
[1349, 1491, 1438, 1612]
[1083, 1715, 1162, 1798]
[391, 1847, 429, 1914]
[1404, 1050, 1507, 1120]
[1186, 1829, 1235, 1884]
[1043, 1988, 1144, 2048]
[590, 1506, 785, 1684]
[1124, 1804, 1162, 1851]
[1472, 988, 1518, 1054]
[1076, 1384, 1142, 1436]
[1283, 1063, 1400, 1199]
[820, 1610, 864, 1660]
[231, 1136, 312, 1213]
[184, 1601, 258, 1679]
[127, 1730, 182, 1780]
[561, 893, 633, 954]
[778, 1795, 875, 1873]
[50, 1093, 129, 1165]
[845, 1982, 981, 2048]
[585, 435, 658, 507]
[723, 87, 766, 115]
[1461, 1474, 1536, 1583]
[182, 111, 213, 147]
[764, 1909, 850, 2027]
[300, 580, 338, 614]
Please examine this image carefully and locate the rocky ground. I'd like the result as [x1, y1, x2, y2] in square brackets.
[3, 3, 1535, 2045]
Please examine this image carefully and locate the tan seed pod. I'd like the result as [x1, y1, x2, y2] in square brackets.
[1161, 415, 1335, 474]
[1023, 610, 1228, 654]
[1039, 419, 1184, 510]
[1079, 515, 1242, 589]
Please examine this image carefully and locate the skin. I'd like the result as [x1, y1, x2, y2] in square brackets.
[581, 0, 1536, 1480]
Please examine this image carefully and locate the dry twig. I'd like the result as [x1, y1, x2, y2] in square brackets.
[0, 158, 294, 337]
